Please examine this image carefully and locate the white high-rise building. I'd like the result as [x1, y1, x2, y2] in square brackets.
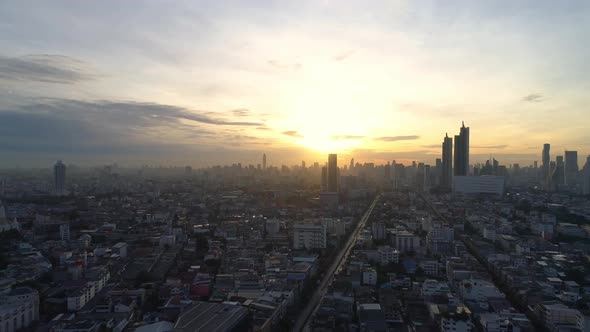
[0, 287, 39, 332]
[60, 223, 71, 241]
[293, 221, 327, 250]
[377, 246, 399, 266]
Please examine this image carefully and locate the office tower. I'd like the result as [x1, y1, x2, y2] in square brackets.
[542, 144, 550, 183]
[453, 122, 469, 176]
[534, 160, 538, 180]
[301, 160, 306, 169]
[321, 166, 328, 191]
[549, 156, 564, 190]
[293, 221, 327, 249]
[59, 223, 70, 241]
[54, 160, 66, 194]
[564, 150, 579, 187]
[262, 153, 267, 170]
[582, 156, 590, 195]
[350, 158, 354, 171]
[327, 154, 338, 192]
[442, 133, 453, 189]
[384, 163, 391, 181]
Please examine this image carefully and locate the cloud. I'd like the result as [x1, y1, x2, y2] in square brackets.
[0, 54, 95, 84]
[522, 93, 544, 103]
[421, 144, 441, 148]
[268, 60, 302, 71]
[231, 108, 251, 117]
[17, 99, 263, 127]
[472, 145, 508, 149]
[333, 50, 355, 61]
[332, 135, 365, 140]
[282, 130, 303, 138]
[256, 126, 271, 130]
[0, 98, 268, 163]
[375, 135, 420, 142]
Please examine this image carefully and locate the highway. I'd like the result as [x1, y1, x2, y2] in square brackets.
[291, 195, 380, 332]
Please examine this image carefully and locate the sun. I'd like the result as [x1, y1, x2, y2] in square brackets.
[277, 65, 375, 153]
[295, 131, 364, 153]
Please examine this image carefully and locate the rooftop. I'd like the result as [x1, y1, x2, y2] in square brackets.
[173, 301, 248, 332]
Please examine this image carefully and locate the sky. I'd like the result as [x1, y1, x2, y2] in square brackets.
[1, 1, 589, 168]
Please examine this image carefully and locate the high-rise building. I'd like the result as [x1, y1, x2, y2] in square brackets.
[453, 122, 469, 176]
[442, 133, 453, 189]
[321, 166, 328, 191]
[564, 150, 579, 187]
[293, 221, 327, 249]
[384, 163, 391, 181]
[54, 160, 66, 194]
[553, 156, 565, 188]
[262, 153, 267, 170]
[301, 160, 306, 169]
[327, 154, 338, 192]
[542, 143, 550, 183]
[59, 223, 70, 241]
[582, 156, 590, 195]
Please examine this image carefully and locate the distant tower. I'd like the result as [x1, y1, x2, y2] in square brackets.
[327, 154, 338, 192]
[442, 133, 453, 189]
[54, 160, 66, 194]
[582, 156, 590, 195]
[350, 158, 354, 171]
[553, 156, 565, 188]
[542, 144, 550, 184]
[321, 166, 328, 191]
[262, 153, 267, 170]
[453, 122, 469, 176]
[564, 150, 579, 187]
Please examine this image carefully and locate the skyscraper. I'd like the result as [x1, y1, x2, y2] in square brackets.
[542, 143, 550, 183]
[564, 150, 579, 187]
[321, 166, 328, 191]
[582, 156, 590, 195]
[327, 154, 338, 192]
[262, 153, 267, 170]
[442, 133, 453, 189]
[552, 156, 565, 188]
[54, 160, 66, 194]
[453, 122, 469, 176]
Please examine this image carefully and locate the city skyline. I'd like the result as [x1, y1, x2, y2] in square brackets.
[1, 1, 590, 167]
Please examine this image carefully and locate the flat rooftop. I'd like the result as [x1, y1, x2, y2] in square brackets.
[173, 301, 248, 332]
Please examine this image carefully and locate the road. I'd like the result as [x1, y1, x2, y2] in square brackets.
[291, 195, 380, 332]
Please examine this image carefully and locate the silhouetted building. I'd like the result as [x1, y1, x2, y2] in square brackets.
[54, 160, 66, 194]
[552, 156, 565, 188]
[453, 122, 469, 176]
[327, 154, 338, 192]
[321, 166, 328, 191]
[542, 143, 550, 184]
[442, 133, 453, 189]
[565, 150, 578, 187]
[582, 156, 590, 195]
[262, 153, 267, 170]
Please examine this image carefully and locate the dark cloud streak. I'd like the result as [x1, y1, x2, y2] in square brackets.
[282, 130, 303, 138]
[332, 135, 365, 140]
[0, 54, 95, 84]
[522, 93, 544, 103]
[375, 135, 420, 142]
